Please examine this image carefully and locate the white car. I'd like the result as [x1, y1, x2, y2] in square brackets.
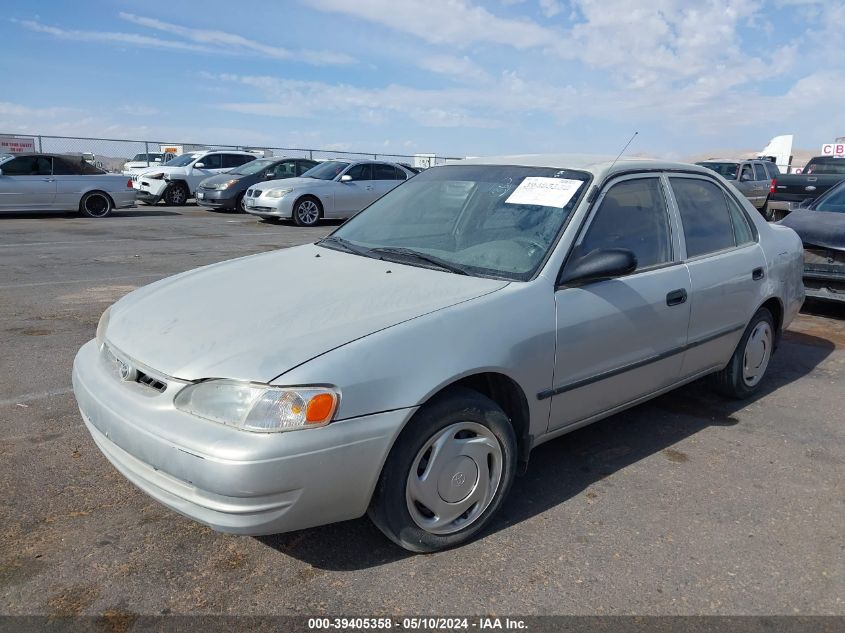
[244, 159, 415, 226]
[134, 150, 258, 206]
[122, 152, 175, 177]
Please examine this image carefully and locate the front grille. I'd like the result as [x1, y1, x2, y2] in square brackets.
[247, 189, 262, 197]
[137, 371, 167, 393]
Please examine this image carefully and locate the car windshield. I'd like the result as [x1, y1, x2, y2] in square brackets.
[162, 153, 203, 167]
[814, 184, 845, 213]
[301, 160, 350, 180]
[230, 158, 275, 176]
[323, 164, 590, 281]
[697, 162, 739, 180]
[130, 153, 163, 162]
[804, 159, 845, 175]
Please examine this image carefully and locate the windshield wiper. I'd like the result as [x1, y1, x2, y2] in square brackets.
[316, 236, 374, 258]
[370, 247, 469, 275]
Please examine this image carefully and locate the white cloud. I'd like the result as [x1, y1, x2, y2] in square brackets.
[418, 55, 491, 82]
[538, 0, 563, 17]
[13, 19, 215, 54]
[303, 0, 558, 49]
[118, 13, 355, 66]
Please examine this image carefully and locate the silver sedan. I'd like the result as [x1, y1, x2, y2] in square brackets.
[73, 155, 804, 551]
[0, 153, 136, 217]
[244, 159, 415, 226]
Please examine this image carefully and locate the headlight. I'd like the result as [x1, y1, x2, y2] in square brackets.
[219, 179, 240, 190]
[96, 306, 111, 348]
[173, 380, 339, 433]
[265, 187, 293, 198]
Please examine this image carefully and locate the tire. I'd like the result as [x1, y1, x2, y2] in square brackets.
[78, 191, 113, 218]
[292, 196, 322, 227]
[236, 192, 246, 213]
[163, 182, 189, 206]
[368, 387, 517, 553]
[710, 307, 775, 399]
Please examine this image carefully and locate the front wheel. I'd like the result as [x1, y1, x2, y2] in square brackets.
[368, 387, 517, 552]
[163, 183, 189, 206]
[710, 307, 775, 399]
[79, 191, 113, 218]
[292, 196, 322, 227]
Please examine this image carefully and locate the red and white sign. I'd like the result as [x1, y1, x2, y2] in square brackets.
[820, 143, 845, 157]
[0, 136, 36, 154]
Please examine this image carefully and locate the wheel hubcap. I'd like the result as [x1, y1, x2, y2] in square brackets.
[298, 200, 318, 224]
[85, 195, 109, 216]
[743, 321, 772, 387]
[406, 422, 503, 535]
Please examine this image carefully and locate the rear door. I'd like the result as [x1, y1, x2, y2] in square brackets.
[372, 163, 407, 198]
[0, 156, 56, 211]
[666, 175, 766, 377]
[750, 162, 770, 209]
[735, 162, 758, 206]
[548, 174, 691, 430]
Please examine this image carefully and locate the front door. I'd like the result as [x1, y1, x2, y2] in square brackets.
[333, 163, 377, 217]
[0, 156, 56, 211]
[548, 174, 691, 431]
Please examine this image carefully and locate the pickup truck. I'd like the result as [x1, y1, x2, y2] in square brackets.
[768, 156, 845, 221]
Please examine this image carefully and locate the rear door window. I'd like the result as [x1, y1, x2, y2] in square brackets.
[670, 178, 737, 258]
[753, 163, 767, 181]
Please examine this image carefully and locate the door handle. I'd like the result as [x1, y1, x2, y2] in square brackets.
[666, 288, 687, 306]
[42, 178, 55, 182]
[366, 185, 374, 190]
[752, 267, 764, 281]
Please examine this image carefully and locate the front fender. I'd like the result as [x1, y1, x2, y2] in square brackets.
[273, 281, 556, 440]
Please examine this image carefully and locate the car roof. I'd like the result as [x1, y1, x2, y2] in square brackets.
[457, 154, 713, 180]
[698, 158, 743, 164]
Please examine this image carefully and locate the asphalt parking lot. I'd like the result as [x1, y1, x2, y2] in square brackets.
[0, 205, 843, 618]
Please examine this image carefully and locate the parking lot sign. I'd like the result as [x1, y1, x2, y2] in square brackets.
[820, 143, 845, 157]
[0, 135, 36, 153]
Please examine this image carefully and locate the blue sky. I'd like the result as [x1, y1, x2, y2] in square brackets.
[1, 0, 843, 159]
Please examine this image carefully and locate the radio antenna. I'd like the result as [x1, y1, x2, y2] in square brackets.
[609, 131, 638, 170]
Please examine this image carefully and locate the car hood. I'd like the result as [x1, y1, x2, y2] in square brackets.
[136, 165, 187, 177]
[779, 210, 845, 252]
[200, 173, 250, 187]
[105, 244, 509, 382]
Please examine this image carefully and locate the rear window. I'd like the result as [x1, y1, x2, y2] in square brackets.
[697, 162, 738, 180]
[804, 158, 845, 175]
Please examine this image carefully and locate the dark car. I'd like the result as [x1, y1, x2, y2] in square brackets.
[196, 157, 318, 213]
[768, 156, 845, 221]
[779, 179, 845, 303]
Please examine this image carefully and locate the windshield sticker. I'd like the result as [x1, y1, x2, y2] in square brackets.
[505, 177, 582, 208]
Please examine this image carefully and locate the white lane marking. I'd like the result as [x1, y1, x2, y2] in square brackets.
[0, 273, 162, 290]
[0, 387, 74, 407]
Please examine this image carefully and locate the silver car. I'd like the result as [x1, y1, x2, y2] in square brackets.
[696, 158, 779, 214]
[73, 155, 804, 551]
[0, 153, 136, 217]
[244, 159, 415, 226]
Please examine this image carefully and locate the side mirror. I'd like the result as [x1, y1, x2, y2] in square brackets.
[559, 248, 637, 286]
[340, 174, 352, 183]
[194, 162, 205, 169]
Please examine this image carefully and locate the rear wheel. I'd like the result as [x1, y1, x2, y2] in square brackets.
[368, 387, 517, 552]
[710, 307, 775, 399]
[293, 196, 322, 227]
[78, 191, 113, 218]
[163, 182, 189, 206]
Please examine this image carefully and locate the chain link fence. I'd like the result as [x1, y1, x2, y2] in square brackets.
[0, 133, 462, 173]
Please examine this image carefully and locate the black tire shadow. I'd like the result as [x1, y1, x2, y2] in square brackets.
[801, 297, 845, 320]
[257, 329, 835, 571]
[0, 209, 182, 218]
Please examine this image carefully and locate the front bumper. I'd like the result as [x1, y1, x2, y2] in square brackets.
[136, 178, 168, 203]
[72, 339, 410, 535]
[244, 193, 295, 219]
[196, 188, 239, 209]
